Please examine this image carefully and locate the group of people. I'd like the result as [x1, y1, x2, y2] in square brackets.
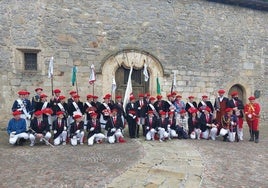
[7, 87, 261, 147]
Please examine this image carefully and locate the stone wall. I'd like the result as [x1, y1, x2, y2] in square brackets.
[0, 0, 267, 125]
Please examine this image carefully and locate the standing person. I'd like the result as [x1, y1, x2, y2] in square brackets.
[105, 108, 126, 144]
[228, 91, 244, 141]
[67, 90, 77, 105]
[174, 94, 185, 114]
[50, 89, 61, 123]
[198, 95, 214, 115]
[29, 110, 51, 147]
[113, 95, 126, 126]
[52, 111, 67, 146]
[165, 93, 176, 112]
[12, 90, 33, 129]
[69, 112, 85, 146]
[135, 93, 147, 137]
[55, 95, 69, 119]
[144, 110, 158, 141]
[154, 95, 168, 114]
[244, 96, 261, 143]
[84, 94, 96, 126]
[7, 110, 29, 146]
[68, 94, 84, 125]
[214, 89, 229, 125]
[32, 87, 43, 112]
[98, 94, 113, 133]
[125, 96, 137, 138]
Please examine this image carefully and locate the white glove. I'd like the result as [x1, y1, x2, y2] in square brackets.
[231, 121, 235, 126]
[133, 116, 136, 119]
[27, 114, 31, 119]
[248, 114, 252, 118]
[111, 128, 116, 132]
[75, 130, 80, 134]
[53, 130, 57, 134]
[64, 126, 67, 131]
[11, 131, 16, 135]
[167, 124, 171, 128]
[90, 127, 94, 131]
[84, 126, 87, 130]
[146, 126, 149, 130]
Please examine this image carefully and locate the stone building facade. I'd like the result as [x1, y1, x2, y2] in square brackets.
[0, 0, 267, 124]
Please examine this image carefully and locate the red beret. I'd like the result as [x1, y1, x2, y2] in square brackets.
[144, 93, 151, 97]
[130, 96, 135, 101]
[188, 96, 195, 99]
[90, 112, 98, 117]
[225, 108, 233, 113]
[248, 96, 256, 100]
[129, 110, 136, 115]
[149, 97, 156, 101]
[73, 114, 82, 119]
[156, 95, 162, 99]
[202, 95, 208, 99]
[53, 89, 61, 93]
[87, 94, 93, 99]
[42, 108, 53, 115]
[18, 90, 27, 95]
[168, 111, 174, 115]
[180, 109, 187, 114]
[69, 90, 77, 95]
[204, 107, 211, 112]
[231, 91, 238, 97]
[111, 108, 118, 112]
[103, 94, 111, 99]
[56, 111, 64, 115]
[167, 93, 172, 98]
[188, 107, 197, 114]
[148, 110, 154, 114]
[40, 94, 48, 98]
[218, 89, 225, 94]
[34, 110, 43, 116]
[93, 95, 98, 99]
[73, 95, 80, 99]
[138, 93, 144, 97]
[116, 95, 122, 99]
[159, 111, 166, 116]
[59, 95, 66, 100]
[35, 87, 43, 92]
[12, 110, 21, 116]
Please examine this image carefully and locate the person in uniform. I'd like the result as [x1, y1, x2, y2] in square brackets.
[105, 108, 126, 144]
[174, 94, 185, 114]
[144, 110, 158, 141]
[244, 96, 261, 143]
[98, 94, 113, 133]
[86, 112, 106, 146]
[188, 107, 201, 140]
[214, 89, 229, 132]
[69, 112, 85, 146]
[12, 90, 33, 129]
[84, 94, 97, 126]
[55, 95, 69, 119]
[68, 94, 84, 123]
[29, 110, 51, 146]
[154, 95, 168, 115]
[67, 90, 77, 105]
[199, 107, 218, 140]
[7, 110, 29, 146]
[125, 96, 137, 138]
[135, 93, 147, 137]
[113, 95, 126, 126]
[157, 111, 169, 142]
[167, 111, 178, 139]
[185, 96, 198, 117]
[50, 89, 61, 123]
[32, 87, 43, 112]
[221, 108, 238, 142]
[52, 111, 67, 146]
[227, 91, 244, 141]
[176, 109, 189, 139]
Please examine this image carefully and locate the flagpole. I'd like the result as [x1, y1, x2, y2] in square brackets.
[92, 82, 95, 96]
[51, 75, 54, 96]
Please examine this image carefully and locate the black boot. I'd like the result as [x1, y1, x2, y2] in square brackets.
[223, 134, 227, 142]
[249, 130, 254, 141]
[255, 131, 259, 143]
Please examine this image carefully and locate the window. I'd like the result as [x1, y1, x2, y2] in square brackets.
[24, 53, 37, 70]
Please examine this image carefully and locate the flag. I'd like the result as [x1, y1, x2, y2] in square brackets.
[123, 66, 133, 111]
[171, 71, 177, 93]
[143, 63, 149, 82]
[89, 64, 96, 84]
[48, 56, 54, 78]
[157, 77, 161, 95]
[71, 66, 77, 86]
[112, 77, 117, 93]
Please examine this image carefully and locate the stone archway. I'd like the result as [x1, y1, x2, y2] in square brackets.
[228, 84, 246, 104]
[101, 49, 164, 97]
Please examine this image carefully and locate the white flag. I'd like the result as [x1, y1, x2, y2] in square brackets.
[173, 71, 177, 89]
[123, 66, 133, 111]
[48, 57, 54, 78]
[143, 63, 149, 82]
[89, 64, 96, 84]
[112, 77, 117, 93]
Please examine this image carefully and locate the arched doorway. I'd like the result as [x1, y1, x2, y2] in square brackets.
[101, 49, 164, 98]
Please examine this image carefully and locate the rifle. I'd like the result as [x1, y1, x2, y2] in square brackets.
[29, 127, 54, 148]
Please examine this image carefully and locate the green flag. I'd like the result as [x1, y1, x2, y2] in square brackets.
[157, 77, 161, 95]
[71, 66, 77, 86]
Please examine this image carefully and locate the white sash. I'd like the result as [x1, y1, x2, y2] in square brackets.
[103, 103, 110, 111]
[187, 102, 194, 108]
[41, 102, 48, 110]
[201, 101, 206, 106]
[85, 102, 92, 108]
[57, 103, 65, 112]
[72, 102, 82, 114]
[16, 99, 30, 117]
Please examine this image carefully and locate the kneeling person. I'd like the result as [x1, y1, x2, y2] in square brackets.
[87, 112, 106, 146]
[69, 112, 85, 146]
[7, 110, 29, 146]
[52, 111, 67, 146]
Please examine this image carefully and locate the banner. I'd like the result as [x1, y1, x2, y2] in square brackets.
[89, 64, 96, 84]
[123, 66, 133, 111]
[48, 57, 54, 78]
[71, 66, 77, 86]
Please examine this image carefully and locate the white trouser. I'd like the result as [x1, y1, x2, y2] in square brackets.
[146, 128, 156, 141]
[88, 133, 106, 145]
[20, 114, 31, 130]
[202, 130, 209, 139]
[237, 128, 243, 140]
[9, 132, 29, 145]
[29, 132, 52, 144]
[54, 131, 67, 145]
[195, 128, 202, 139]
[114, 129, 124, 140]
[169, 129, 178, 138]
[228, 131, 236, 142]
[210, 127, 218, 141]
[158, 128, 169, 140]
[70, 131, 85, 146]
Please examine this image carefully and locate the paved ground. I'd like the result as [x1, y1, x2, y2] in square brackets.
[1, 120, 267, 188]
